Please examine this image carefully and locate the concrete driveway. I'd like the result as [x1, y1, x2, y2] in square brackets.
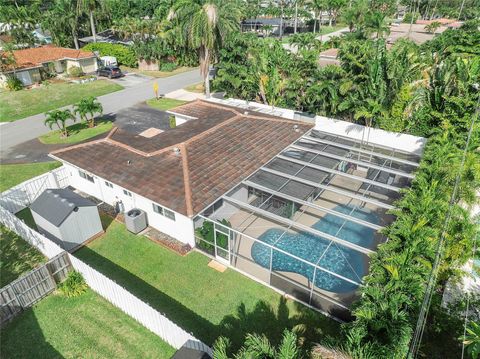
[106, 73, 154, 88]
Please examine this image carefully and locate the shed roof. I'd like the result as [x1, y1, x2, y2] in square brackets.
[51, 100, 313, 217]
[30, 188, 96, 226]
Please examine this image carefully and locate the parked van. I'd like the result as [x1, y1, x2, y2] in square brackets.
[100, 56, 118, 67]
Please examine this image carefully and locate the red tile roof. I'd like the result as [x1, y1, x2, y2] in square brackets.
[2, 45, 95, 71]
[52, 100, 313, 217]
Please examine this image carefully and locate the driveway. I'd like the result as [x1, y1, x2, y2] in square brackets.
[0, 69, 202, 160]
[106, 73, 154, 88]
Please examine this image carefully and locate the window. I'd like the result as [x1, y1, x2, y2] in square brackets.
[123, 189, 132, 197]
[152, 203, 175, 221]
[79, 170, 94, 183]
[105, 181, 113, 188]
[152, 203, 163, 215]
[164, 209, 176, 221]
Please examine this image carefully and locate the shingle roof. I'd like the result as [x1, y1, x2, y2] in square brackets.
[52, 100, 313, 217]
[1, 45, 95, 71]
[30, 188, 96, 226]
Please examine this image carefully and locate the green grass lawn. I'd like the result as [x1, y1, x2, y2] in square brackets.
[0, 224, 45, 287]
[0, 80, 123, 122]
[75, 219, 340, 351]
[146, 98, 188, 111]
[0, 162, 62, 192]
[1, 289, 176, 358]
[280, 24, 347, 43]
[39, 119, 113, 144]
[16, 208, 37, 230]
[121, 66, 197, 78]
[184, 82, 204, 93]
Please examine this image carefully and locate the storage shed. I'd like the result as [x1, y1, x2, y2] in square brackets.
[30, 189, 103, 251]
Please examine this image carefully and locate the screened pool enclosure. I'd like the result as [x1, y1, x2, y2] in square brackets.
[194, 129, 422, 320]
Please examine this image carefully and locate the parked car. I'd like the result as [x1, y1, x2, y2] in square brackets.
[97, 66, 123, 79]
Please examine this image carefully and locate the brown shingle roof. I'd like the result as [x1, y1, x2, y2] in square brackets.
[52, 101, 313, 216]
[2, 45, 95, 71]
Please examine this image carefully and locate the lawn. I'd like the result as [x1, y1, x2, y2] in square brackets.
[0, 162, 62, 192]
[184, 82, 204, 93]
[1, 289, 176, 358]
[75, 219, 340, 351]
[280, 24, 347, 43]
[39, 119, 113, 144]
[146, 98, 188, 111]
[0, 224, 45, 286]
[0, 80, 123, 122]
[121, 66, 197, 78]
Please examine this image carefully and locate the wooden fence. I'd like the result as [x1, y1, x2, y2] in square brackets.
[0, 252, 72, 325]
[0, 166, 70, 214]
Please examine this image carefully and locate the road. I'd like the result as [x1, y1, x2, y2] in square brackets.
[0, 69, 202, 158]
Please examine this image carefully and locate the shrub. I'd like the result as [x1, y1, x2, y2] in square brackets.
[5, 76, 23, 91]
[58, 270, 88, 297]
[160, 62, 177, 72]
[83, 43, 137, 67]
[169, 115, 176, 128]
[68, 66, 84, 78]
[403, 12, 419, 24]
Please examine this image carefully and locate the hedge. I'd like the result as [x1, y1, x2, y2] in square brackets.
[83, 43, 137, 67]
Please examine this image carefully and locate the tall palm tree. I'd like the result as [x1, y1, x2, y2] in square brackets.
[73, 97, 103, 128]
[170, 0, 242, 98]
[44, 0, 81, 49]
[363, 11, 390, 39]
[77, 0, 103, 42]
[44, 109, 75, 137]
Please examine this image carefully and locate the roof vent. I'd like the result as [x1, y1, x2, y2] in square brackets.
[244, 111, 249, 115]
[293, 124, 300, 132]
[46, 189, 52, 194]
[173, 147, 181, 156]
[127, 160, 132, 165]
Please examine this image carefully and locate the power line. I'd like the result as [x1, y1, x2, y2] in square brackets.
[408, 91, 480, 358]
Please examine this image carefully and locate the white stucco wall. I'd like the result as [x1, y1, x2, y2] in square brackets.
[60, 162, 195, 246]
[66, 57, 97, 74]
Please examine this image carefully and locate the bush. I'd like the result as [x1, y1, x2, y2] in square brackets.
[83, 43, 137, 67]
[169, 115, 176, 128]
[403, 12, 419, 24]
[5, 76, 23, 91]
[58, 270, 88, 298]
[160, 62, 177, 72]
[68, 66, 84, 78]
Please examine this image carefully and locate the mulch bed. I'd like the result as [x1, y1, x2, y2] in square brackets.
[144, 227, 192, 256]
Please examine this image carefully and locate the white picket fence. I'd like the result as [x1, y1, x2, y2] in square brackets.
[0, 166, 70, 214]
[0, 183, 212, 356]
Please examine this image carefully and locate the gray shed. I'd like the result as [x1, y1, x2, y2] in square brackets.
[30, 189, 103, 251]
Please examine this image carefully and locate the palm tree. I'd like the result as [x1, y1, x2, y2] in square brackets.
[43, 0, 81, 49]
[462, 321, 480, 359]
[44, 109, 75, 137]
[363, 11, 390, 39]
[213, 329, 302, 359]
[77, 0, 103, 42]
[424, 21, 441, 34]
[73, 97, 103, 128]
[169, 0, 242, 98]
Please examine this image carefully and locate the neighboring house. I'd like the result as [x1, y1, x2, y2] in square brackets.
[0, 45, 97, 87]
[49, 98, 425, 320]
[79, 29, 133, 46]
[32, 27, 52, 44]
[30, 188, 103, 251]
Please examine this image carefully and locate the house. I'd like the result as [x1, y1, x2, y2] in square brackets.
[49, 98, 425, 320]
[79, 29, 133, 46]
[0, 45, 98, 87]
[30, 188, 103, 251]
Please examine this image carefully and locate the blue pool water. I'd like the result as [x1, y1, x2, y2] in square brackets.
[251, 205, 378, 293]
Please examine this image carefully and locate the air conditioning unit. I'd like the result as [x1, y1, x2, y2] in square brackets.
[124, 208, 147, 234]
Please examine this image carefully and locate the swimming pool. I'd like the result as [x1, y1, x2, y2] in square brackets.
[251, 205, 377, 293]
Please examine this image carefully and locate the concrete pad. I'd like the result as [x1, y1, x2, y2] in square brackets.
[166, 89, 205, 101]
[208, 260, 227, 272]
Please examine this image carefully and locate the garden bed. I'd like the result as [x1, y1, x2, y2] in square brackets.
[38, 119, 113, 144]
